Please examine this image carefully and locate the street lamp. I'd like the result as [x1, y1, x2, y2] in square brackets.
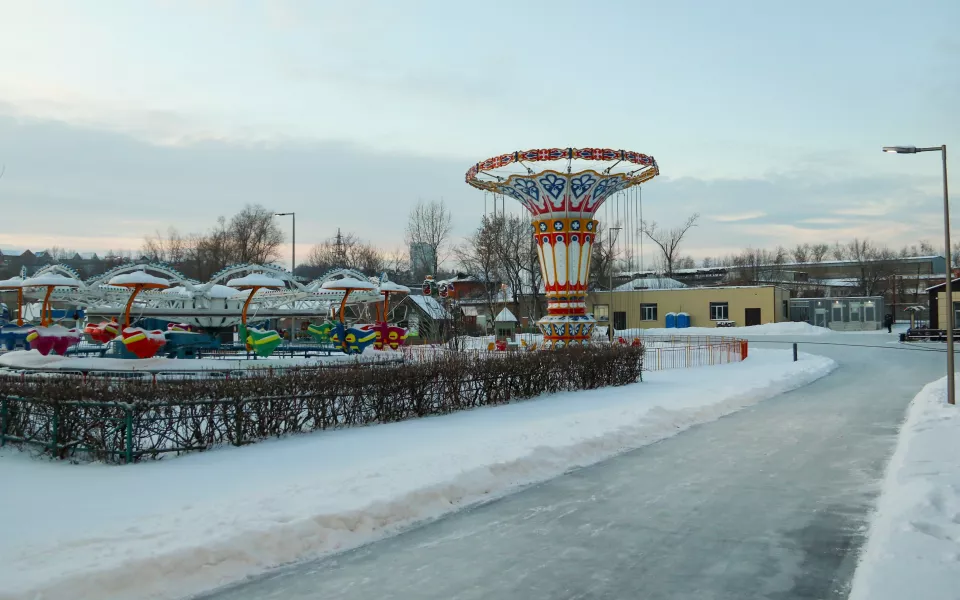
[275, 212, 296, 341]
[883, 144, 953, 404]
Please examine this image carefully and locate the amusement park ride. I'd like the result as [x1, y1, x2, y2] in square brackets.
[0, 261, 411, 363]
[466, 147, 659, 348]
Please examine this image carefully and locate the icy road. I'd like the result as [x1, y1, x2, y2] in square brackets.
[202, 335, 944, 600]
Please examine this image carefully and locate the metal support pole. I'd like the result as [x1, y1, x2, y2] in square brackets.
[942, 146, 955, 405]
[793, 343, 798, 362]
[125, 405, 134, 464]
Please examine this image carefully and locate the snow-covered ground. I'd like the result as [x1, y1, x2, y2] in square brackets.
[848, 375, 960, 600]
[0, 348, 834, 600]
[631, 322, 907, 337]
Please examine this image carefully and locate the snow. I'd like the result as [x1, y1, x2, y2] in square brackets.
[320, 277, 375, 291]
[636, 321, 833, 336]
[494, 307, 518, 322]
[0, 350, 402, 373]
[0, 277, 25, 288]
[378, 281, 410, 294]
[848, 376, 960, 600]
[226, 273, 286, 289]
[613, 276, 686, 291]
[21, 273, 81, 288]
[0, 349, 835, 600]
[409, 295, 452, 320]
[108, 271, 170, 288]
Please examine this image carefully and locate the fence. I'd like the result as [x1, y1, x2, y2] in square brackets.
[0, 345, 644, 463]
[627, 335, 748, 371]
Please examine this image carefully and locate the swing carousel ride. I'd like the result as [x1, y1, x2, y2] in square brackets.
[0, 261, 410, 372]
[465, 147, 659, 348]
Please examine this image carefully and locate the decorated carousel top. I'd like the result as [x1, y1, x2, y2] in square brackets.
[465, 147, 658, 218]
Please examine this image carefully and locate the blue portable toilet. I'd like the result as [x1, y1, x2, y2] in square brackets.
[677, 312, 690, 328]
[665, 312, 677, 329]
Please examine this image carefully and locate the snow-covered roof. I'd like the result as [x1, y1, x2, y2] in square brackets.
[321, 277, 376, 291]
[408, 295, 452, 320]
[461, 305, 479, 317]
[0, 277, 25, 288]
[78, 252, 99, 260]
[208, 284, 244, 298]
[614, 277, 687, 291]
[0, 249, 26, 257]
[495, 307, 518, 322]
[379, 281, 411, 294]
[108, 271, 170, 288]
[22, 273, 81, 287]
[227, 273, 286, 289]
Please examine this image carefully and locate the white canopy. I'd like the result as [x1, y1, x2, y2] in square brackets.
[108, 271, 170, 288]
[321, 277, 376, 291]
[22, 273, 82, 288]
[494, 307, 518, 322]
[379, 281, 411, 294]
[0, 277, 25, 288]
[227, 273, 286, 289]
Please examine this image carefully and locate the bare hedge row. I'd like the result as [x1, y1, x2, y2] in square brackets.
[0, 345, 644, 462]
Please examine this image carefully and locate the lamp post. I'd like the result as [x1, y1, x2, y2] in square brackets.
[883, 145, 953, 405]
[275, 212, 296, 341]
[608, 226, 622, 342]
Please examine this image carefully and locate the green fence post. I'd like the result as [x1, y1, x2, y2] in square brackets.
[124, 404, 133, 465]
[0, 397, 7, 447]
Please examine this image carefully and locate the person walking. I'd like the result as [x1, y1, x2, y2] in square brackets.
[883, 313, 894, 333]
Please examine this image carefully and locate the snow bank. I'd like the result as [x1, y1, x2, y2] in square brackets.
[0, 349, 836, 600]
[636, 321, 832, 336]
[848, 376, 960, 600]
[107, 271, 169, 288]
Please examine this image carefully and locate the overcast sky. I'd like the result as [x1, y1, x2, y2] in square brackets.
[0, 0, 957, 267]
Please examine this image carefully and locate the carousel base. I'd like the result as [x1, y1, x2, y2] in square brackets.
[536, 314, 597, 349]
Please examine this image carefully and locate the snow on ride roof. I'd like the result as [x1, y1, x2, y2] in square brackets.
[409, 295, 452, 320]
[22, 273, 81, 288]
[108, 271, 170, 288]
[0, 277, 25, 288]
[378, 281, 410, 294]
[227, 273, 286, 289]
[207, 284, 244, 298]
[321, 277, 376, 291]
[495, 307, 518, 322]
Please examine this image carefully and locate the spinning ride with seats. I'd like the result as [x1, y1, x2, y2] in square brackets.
[227, 273, 285, 357]
[22, 272, 83, 356]
[465, 147, 659, 348]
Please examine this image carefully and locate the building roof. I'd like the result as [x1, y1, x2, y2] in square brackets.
[925, 277, 960, 292]
[614, 277, 686, 291]
[408, 295, 453, 320]
[494, 307, 518, 322]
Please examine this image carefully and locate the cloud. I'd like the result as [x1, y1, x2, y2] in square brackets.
[711, 211, 766, 222]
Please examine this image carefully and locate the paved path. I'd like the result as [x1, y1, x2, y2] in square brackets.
[202, 337, 945, 600]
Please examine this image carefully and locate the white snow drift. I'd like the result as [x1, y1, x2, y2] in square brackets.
[848, 375, 960, 600]
[0, 349, 835, 600]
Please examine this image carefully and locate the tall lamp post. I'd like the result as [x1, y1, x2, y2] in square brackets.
[883, 145, 953, 405]
[275, 212, 296, 341]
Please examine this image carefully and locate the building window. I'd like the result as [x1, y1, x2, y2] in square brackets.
[613, 311, 627, 330]
[594, 304, 609, 321]
[709, 302, 729, 321]
[953, 302, 960, 329]
[641, 303, 658, 321]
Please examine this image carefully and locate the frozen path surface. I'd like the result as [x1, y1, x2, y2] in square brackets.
[202, 335, 945, 600]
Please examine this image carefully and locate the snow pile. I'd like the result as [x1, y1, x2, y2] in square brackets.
[21, 273, 81, 288]
[226, 273, 286, 289]
[848, 376, 960, 600]
[636, 321, 832, 336]
[107, 271, 169, 288]
[0, 349, 835, 600]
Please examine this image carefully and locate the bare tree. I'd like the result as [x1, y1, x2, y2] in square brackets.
[306, 232, 385, 276]
[792, 243, 810, 264]
[457, 215, 506, 323]
[590, 222, 623, 288]
[142, 227, 189, 265]
[848, 238, 895, 296]
[831, 241, 846, 261]
[228, 204, 285, 264]
[640, 213, 700, 275]
[406, 199, 452, 277]
[810, 243, 830, 262]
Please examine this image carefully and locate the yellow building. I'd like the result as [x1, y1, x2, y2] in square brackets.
[588, 286, 790, 330]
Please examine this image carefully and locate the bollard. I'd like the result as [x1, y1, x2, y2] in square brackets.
[793, 342, 798, 362]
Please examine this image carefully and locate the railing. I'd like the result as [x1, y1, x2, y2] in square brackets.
[624, 334, 748, 371]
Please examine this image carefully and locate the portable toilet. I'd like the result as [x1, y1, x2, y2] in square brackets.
[677, 312, 690, 328]
[665, 312, 677, 329]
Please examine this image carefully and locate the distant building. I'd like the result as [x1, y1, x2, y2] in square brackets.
[409, 243, 436, 276]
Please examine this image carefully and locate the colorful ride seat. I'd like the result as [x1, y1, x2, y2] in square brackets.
[330, 322, 377, 354]
[0, 325, 32, 351]
[307, 321, 334, 344]
[26, 325, 82, 356]
[121, 327, 166, 359]
[370, 323, 408, 350]
[84, 320, 120, 344]
[239, 324, 282, 357]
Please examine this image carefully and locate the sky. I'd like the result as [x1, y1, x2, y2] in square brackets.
[0, 0, 958, 268]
